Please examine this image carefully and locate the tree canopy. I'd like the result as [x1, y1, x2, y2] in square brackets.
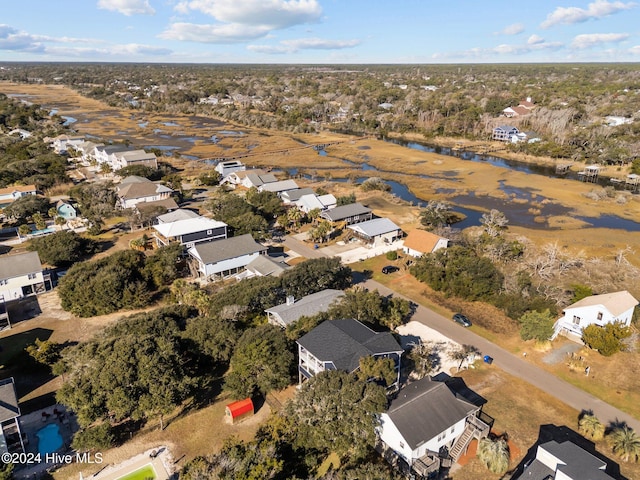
[27, 230, 97, 267]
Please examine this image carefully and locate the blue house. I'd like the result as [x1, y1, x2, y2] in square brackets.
[492, 125, 519, 142]
[56, 201, 77, 220]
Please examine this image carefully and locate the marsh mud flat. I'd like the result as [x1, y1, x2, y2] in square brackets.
[3, 83, 640, 259]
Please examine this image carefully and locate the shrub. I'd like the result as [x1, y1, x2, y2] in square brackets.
[518, 309, 555, 342]
[71, 424, 114, 451]
[386, 250, 398, 261]
[582, 322, 631, 356]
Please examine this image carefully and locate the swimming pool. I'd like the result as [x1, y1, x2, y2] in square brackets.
[36, 423, 64, 455]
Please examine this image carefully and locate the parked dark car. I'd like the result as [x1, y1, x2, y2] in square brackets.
[382, 265, 399, 274]
[452, 313, 472, 327]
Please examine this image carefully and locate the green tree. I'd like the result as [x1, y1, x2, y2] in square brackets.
[579, 412, 605, 441]
[571, 283, 593, 303]
[477, 437, 510, 474]
[420, 200, 456, 229]
[198, 171, 221, 186]
[358, 356, 397, 387]
[582, 322, 632, 356]
[3, 195, 50, 222]
[32, 212, 46, 231]
[71, 424, 114, 451]
[56, 307, 198, 428]
[17, 224, 31, 237]
[336, 193, 356, 206]
[28, 230, 96, 267]
[329, 287, 384, 323]
[26, 339, 62, 367]
[518, 309, 555, 342]
[224, 325, 294, 398]
[184, 315, 239, 364]
[280, 257, 351, 300]
[411, 245, 503, 301]
[608, 426, 640, 462]
[286, 370, 387, 462]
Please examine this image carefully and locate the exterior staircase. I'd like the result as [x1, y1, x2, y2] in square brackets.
[449, 425, 475, 461]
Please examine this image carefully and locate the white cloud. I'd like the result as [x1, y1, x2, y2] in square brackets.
[164, 0, 322, 43]
[160, 22, 272, 43]
[248, 37, 360, 54]
[541, 0, 635, 28]
[97, 0, 155, 15]
[498, 23, 525, 35]
[630, 45, 640, 54]
[527, 34, 545, 45]
[433, 40, 563, 60]
[571, 32, 629, 48]
[177, 0, 321, 27]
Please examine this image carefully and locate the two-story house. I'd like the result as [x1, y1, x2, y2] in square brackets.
[296, 319, 403, 386]
[0, 378, 25, 454]
[552, 291, 638, 341]
[0, 251, 45, 304]
[378, 376, 492, 478]
[514, 440, 616, 480]
[319, 203, 373, 226]
[188, 234, 267, 281]
[153, 215, 228, 249]
[492, 125, 519, 142]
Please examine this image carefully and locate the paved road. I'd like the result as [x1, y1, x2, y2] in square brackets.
[282, 236, 640, 430]
[363, 278, 640, 432]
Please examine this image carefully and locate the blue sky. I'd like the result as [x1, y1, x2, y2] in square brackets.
[1, 0, 639, 63]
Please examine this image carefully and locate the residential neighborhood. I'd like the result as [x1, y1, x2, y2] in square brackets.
[1, 66, 640, 480]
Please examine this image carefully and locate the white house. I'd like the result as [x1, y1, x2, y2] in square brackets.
[296, 319, 403, 385]
[51, 135, 85, 154]
[112, 150, 158, 170]
[116, 176, 173, 209]
[515, 440, 615, 480]
[153, 216, 227, 248]
[188, 234, 267, 281]
[0, 251, 45, 304]
[403, 230, 449, 258]
[346, 217, 402, 247]
[294, 193, 337, 214]
[221, 169, 278, 188]
[0, 185, 37, 205]
[492, 125, 519, 142]
[93, 145, 130, 167]
[552, 291, 638, 340]
[215, 160, 245, 178]
[378, 376, 491, 477]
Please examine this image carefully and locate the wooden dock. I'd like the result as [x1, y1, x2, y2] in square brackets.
[556, 163, 573, 174]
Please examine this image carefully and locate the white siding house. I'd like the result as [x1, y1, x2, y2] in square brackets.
[0, 252, 45, 303]
[552, 291, 638, 340]
[402, 230, 449, 258]
[188, 234, 267, 281]
[377, 377, 491, 477]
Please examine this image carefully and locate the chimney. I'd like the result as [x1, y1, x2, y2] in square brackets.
[286, 295, 295, 306]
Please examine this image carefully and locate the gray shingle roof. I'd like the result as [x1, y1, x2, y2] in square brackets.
[189, 234, 266, 265]
[0, 378, 20, 422]
[266, 289, 344, 326]
[297, 319, 402, 372]
[282, 188, 315, 202]
[0, 251, 42, 280]
[157, 208, 200, 223]
[320, 202, 371, 222]
[385, 377, 479, 450]
[519, 440, 615, 480]
[246, 255, 288, 278]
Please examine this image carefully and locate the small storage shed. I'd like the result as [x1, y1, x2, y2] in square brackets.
[225, 398, 254, 424]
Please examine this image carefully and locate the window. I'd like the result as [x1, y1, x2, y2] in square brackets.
[450, 426, 455, 434]
[597, 312, 603, 321]
[399, 441, 405, 449]
[572, 315, 580, 325]
[0, 279, 7, 286]
[28, 273, 37, 280]
[437, 432, 446, 442]
[207, 230, 212, 235]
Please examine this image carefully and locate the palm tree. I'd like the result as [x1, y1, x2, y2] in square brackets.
[579, 413, 605, 441]
[608, 426, 640, 462]
[287, 207, 303, 231]
[477, 437, 510, 474]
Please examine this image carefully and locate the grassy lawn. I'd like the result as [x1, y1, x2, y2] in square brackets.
[453, 366, 640, 480]
[115, 464, 156, 480]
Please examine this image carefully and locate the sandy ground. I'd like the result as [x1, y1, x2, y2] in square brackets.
[396, 321, 463, 375]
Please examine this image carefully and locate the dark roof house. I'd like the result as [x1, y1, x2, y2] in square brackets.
[320, 202, 372, 224]
[297, 319, 403, 384]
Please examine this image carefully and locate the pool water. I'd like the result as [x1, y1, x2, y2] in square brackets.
[117, 464, 157, 480]
[36, 423, 64, 455]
